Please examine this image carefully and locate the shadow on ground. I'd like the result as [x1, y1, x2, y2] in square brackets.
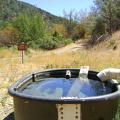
[3, 112, 14, 120]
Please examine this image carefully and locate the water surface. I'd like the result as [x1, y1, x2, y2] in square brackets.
[19, 78, 112, 99]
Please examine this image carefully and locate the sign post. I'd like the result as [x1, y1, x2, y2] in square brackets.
[22, 50, 24, 64]
[17, 42, 27, 63]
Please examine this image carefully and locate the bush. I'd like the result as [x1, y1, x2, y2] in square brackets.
[72, 23, 85, 41]
[0, 46, 8, 50]
[39, 36, 57, 50]
[25, 49, 31, 55]
[0, 27, 21, 47]
[39, 35, 72, 50]
[27, 41, 39, 49]
[62, 38, 72, 45]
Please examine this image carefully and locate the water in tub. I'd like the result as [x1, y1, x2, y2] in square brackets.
[19, 77, 112, 99]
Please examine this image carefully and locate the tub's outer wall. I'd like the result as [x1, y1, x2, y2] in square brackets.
[13, 97, 58, 120]
[13, 96, 118, 120]
[81, 99, 118, 120]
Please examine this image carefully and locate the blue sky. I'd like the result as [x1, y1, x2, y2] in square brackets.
[19, 0, 94, 16]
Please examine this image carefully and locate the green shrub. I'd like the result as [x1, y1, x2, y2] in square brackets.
[25, 49, 31, 55]
[27, 41, 39, 49]
[8, 46, 17, 52]
[39, 35, 72, 50]
[39, 36, 57, 50]
[63, 38, 72, 45]
[0, 46, 8, 50]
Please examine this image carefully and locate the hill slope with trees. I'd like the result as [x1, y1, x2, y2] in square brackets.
[0, 0, 120, 50]
[0, 0, 63, 28]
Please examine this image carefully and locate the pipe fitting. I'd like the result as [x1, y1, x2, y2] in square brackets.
[65, 70, 71, 79]
[97, 68, 120, 81]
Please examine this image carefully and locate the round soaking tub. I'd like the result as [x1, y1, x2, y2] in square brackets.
[8, 68, 120, 120]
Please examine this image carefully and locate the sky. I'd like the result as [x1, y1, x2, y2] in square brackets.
[19, 0, 94, 17]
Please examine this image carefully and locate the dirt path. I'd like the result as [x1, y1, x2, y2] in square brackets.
[51, 42, 84, 54]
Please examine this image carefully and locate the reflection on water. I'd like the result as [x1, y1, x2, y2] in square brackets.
[19, 78, 112, 99]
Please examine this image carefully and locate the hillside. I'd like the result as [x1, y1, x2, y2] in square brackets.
[0, 0, 63, 28]
[92, 30, 120, 52]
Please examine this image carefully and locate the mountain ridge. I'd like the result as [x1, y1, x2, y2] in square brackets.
[0, 0, 63, 27]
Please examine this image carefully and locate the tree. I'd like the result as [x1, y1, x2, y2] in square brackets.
[113, 0, 120, 30]
[13, 13, 30, 42]
[73, 9, 88, 40]
[73, 23, 85, 40]
[13, 13, 46, 43]
[94, 0, 120, 36]
[62, 10, 78, 38]
[50, 24, 67, 38]
[29, 13, 46, 42]
[0, 26, 20, 47]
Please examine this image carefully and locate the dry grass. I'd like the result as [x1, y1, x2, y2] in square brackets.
[0, 30, 120, 119]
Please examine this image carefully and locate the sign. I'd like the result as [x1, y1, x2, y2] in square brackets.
[17, 43, 27, 51]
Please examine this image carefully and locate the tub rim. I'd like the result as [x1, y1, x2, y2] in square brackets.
[8, 68, 120, 103]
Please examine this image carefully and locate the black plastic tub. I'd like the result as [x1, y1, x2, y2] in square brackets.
[8, 68, 120, 120]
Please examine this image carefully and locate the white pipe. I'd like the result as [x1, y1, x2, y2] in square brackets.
[97, 68, 120, 81]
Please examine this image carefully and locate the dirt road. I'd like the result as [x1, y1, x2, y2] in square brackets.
[52, 42, 84, 54]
